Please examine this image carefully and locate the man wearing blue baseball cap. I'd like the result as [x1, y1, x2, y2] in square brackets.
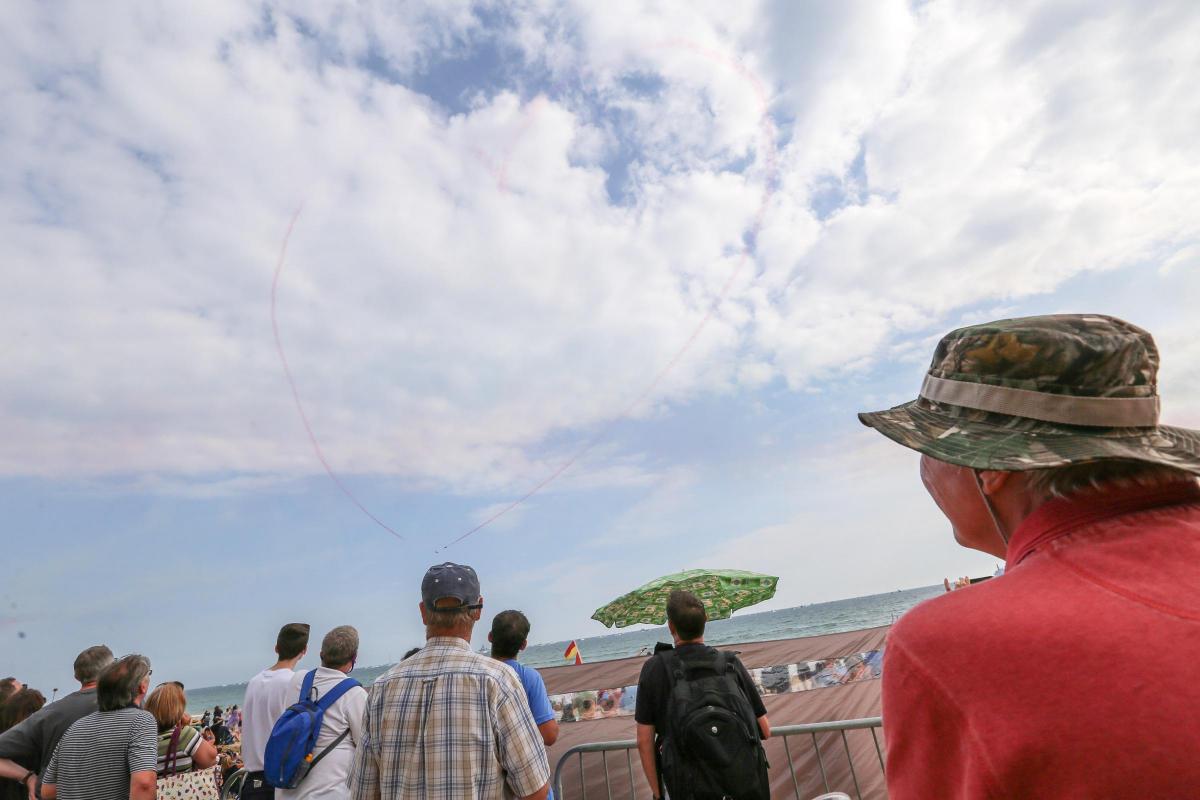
[350, 563, 550, 800]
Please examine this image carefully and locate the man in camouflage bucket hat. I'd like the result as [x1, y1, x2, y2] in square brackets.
[859, 314, 1200, 799]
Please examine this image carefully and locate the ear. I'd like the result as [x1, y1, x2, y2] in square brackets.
[487, 632, 494, 643]
[419, 601, 429, 625]
[667, 620, 676, 635]
[978, 470, 1015, 495]
[520, 640, 528, 652]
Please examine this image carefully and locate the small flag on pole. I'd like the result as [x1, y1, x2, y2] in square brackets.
[563, 640, 583, 665]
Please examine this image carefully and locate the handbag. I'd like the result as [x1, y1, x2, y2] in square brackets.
[157, 726, 220, 799]
[157, 765, 221, 799]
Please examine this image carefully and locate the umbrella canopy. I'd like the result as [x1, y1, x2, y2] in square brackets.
[591, 568, 779, 628]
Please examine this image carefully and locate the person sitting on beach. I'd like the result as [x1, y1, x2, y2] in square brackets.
[41, 654, 157, 800]
[209, 718, 234, 747]
[144, 682, 217, 779]
[0, 645, 113, 800]
[634, 590, 769, 800]
[859, 314, 1200, 798]
[350, 562, 550, 800]
[240, 622, 310, 800]
[278, 626, 368, 800]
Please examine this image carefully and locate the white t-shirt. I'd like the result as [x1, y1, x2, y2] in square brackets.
[277, 667, 368, 800]
[241, 667, 296, 772]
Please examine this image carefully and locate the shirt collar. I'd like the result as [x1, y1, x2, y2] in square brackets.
[425, 636, 472, 651]
[1007, 480, 1200, 567]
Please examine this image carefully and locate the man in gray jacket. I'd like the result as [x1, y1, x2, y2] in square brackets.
[0, 645, 113, 799]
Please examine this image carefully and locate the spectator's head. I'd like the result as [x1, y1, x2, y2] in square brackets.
[145, 682, 187, 734]
[859, 315, 1200, 557]
[0, 688, 45, 733]
[402, 647, 421, 660]
[97, 654, 152, 711]
[0, 678, 20, 705]
[320, 625, 360, 670]
[74, 645, 115, 686]
[488, 610, 530, 660]
[420, 562, 483, 639]
[666, 590, 707, 643]
[275, 623, 310, 661]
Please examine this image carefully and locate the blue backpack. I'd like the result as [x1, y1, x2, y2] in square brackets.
[263, 670, 361, 789]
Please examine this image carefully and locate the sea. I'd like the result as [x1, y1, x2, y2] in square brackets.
[186, 584, 943, 713]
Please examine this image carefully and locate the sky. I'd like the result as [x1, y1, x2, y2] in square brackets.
[2, 0, 1199, 693]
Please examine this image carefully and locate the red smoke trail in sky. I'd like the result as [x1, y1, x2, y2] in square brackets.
[271, 206, 405, 542]
[270, 41, 778, 551]
[440, 42, 780, 551]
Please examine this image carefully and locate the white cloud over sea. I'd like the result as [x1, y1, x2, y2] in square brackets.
[2, 0, 1199, 690]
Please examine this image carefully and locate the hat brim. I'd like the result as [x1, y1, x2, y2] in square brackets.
[858, 399, 1200, 474]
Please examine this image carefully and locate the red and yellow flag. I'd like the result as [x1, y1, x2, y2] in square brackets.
[563, 640, 583, 665]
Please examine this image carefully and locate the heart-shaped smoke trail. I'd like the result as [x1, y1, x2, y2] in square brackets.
[438, 41, 780, 552]
[270, 40, 779, 552]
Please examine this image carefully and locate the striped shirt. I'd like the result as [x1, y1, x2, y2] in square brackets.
[157, 723, 203, 775]
[43, 707, 157, 800]
[350, 637, 550, 800]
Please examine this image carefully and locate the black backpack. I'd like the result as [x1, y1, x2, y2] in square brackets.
[658, 648, 770, 800]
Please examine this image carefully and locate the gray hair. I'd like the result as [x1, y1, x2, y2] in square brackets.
[320, 626, 359, 668]
[97, 654, 152, 712]
[1024, 461, 1196, 500]
[426, 606, 475, 632]
[74, 645, 114, 683]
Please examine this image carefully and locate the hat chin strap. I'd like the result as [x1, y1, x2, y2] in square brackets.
[973, 469, 1011, 551]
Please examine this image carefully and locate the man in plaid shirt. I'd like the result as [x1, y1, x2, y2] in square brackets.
[350, 563, 551, 800]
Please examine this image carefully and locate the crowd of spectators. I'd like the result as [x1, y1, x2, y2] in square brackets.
[4, 314, 1200, 799]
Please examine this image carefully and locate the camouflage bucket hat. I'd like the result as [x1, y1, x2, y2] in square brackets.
[858, 314, 1200, 473]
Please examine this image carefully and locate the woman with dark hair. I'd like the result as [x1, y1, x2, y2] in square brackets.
[144, 683, 217, 778]
[0, 688, 44, 735]
[0, 689, 46, 800]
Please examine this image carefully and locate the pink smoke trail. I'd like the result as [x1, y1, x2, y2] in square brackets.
[439, 44, 779, 551]
[271, 206, 405, 541]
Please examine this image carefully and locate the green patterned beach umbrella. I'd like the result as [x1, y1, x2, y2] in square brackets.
[591, 569, 779, 629]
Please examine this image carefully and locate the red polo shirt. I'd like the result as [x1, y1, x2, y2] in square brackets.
[882, 480, 1200, 799]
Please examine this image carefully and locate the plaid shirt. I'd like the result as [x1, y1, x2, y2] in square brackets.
[350, 637, 550, 800]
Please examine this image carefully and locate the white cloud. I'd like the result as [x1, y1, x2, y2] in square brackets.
[2, 0, 1198, 496]
[688, 434, 1000, 606]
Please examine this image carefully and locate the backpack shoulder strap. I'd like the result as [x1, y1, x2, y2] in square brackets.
[299, 669, 317, 702]
[315, 677, 361, 712]
[718, 651, 764, 741]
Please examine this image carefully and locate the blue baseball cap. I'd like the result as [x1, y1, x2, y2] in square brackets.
[421, 562, 482, 609]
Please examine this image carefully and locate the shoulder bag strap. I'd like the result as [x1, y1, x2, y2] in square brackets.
[163, 724, 183, 775]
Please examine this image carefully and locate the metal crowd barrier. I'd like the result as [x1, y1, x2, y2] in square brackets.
[551, 716, 885, 800]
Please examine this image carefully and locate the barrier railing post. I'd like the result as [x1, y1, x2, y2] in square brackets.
[551, 718, 883, 799]
[812, 731, 830, 792]
[840, 729, 862, 799]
